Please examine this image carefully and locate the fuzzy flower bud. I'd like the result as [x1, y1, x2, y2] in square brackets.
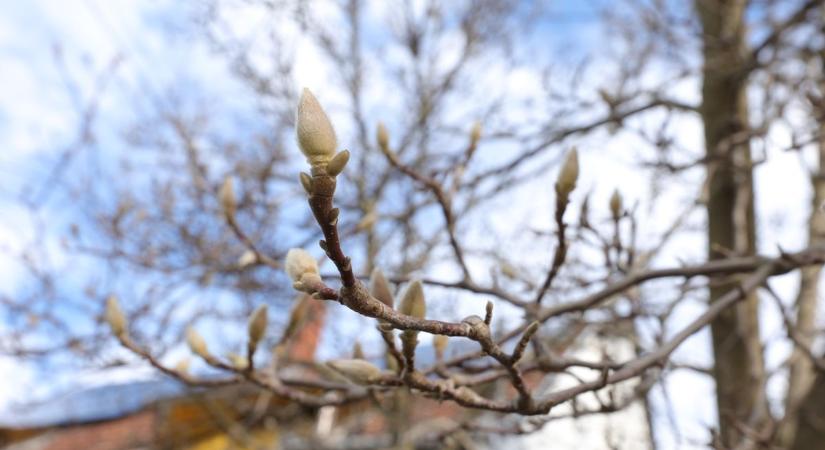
[326, 150, 350, 176]
[296, 88, 337, 165]
[299, 172, 313, 195]
[609, 189, 623, 221]
[356, 210, 378, 232]
[433, 334, 449, 360]
[219, 176, 236, 217]
[376, 122, 389, 152]
[369, 268, 394, 308]
[237, 250, 257, 268]
[555, 148, 579, 199]
[398, 280, 426, 319]
[285, 248, 320, 282]
[186, 327, 210, 359]
[469, 121, 482, 146]
[386, 353, 399, 373]
[352, 341, 365, 359]
[327, 359, 382, 385]
[282, 295, 310, 342]
[175, 358, 190, 374]
[228, 353, 248, 370]
[105, 295, 127, 338]
[247, 305, 268, 348]
[398, 280, 425, 361]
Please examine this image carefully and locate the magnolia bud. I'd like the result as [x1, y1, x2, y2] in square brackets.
[469, 121, 482, 146]
[175, 358, 190, 374]
[105, 295, 127, 338]
[609, 189, 623, 221]
[327, 359, 382, 385]
[398, 280, 426, 319]
[186, 327, 210, 359]
[356, 210, 378, 232]
[296, 88, 337, 165]
[514, 321, 541, 363]
[228, 353, 248, 370]
[555, 148, 579, 199]
[386, 353, 399, 373]
[282, 295, 311, 341]
[376, 122, 389, 151]
[434, 334, 449, 360]
[326, 150, 350, 176]
[219, 176, 236, 217]
[247, 305, 268, 347]
[500, 262, 519, 279]
[237, 250, 257, 268]
[369, 268, 394, 308]
[299, 172, 313, 195]
[285, 248, 319, 282]
[352, 341, 365, 359]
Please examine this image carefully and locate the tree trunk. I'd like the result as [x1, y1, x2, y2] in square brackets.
[780, 122, 825, 449]
[790, 364, 825, 450]
[696, 0, 766, 446]
[787, 42, 825, 450]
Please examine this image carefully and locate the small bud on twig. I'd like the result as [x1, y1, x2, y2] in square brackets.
[369, 268, 394, 308]
[247, 305, 268, 349]
[398, 280, 426, 319]
[386, 352, 399, 373]
[219, 176, 236, 217]
[352, 341, 365, 359]
[356, 209, 378, 232]
[398, 280, 426, 371]
[469, 121, 482, 147]
[175, 358, 190, 374]
[237, 250, 257, 268]
[500, 262, 519, 279]
[105, 295, 127, 338]
[555, 148, 579, 200]
[282, 295, 310, 343]
[484, 301, 493, 325]
[186, 327, 210, 359]
[434, 334, 449, 361]
[328, 208, 340, 226]
[299, 172, 313, 195]
[327, 359, 382, 385]
[609, 188, 623, 221]
[285, 248, 320, 282]
[326, 150, 350, 176]
[296, 88, 337, 165]
[376, 122, 389, 152]
[513, 321, 540, 363]
[228, 353, 248, 370]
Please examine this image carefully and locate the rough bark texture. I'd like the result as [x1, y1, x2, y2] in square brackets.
[788, 45, 825, 450]
[781, 129, 825, 448]
[791, 364, 825, 450]
[696, 0, 766, 446]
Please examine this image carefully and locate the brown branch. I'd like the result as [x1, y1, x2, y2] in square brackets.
[746, 0, 822, 73]
[378, 139, 473, 281]
[534, 183, 573, 305]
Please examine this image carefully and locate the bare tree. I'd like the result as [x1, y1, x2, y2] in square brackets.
[3, 1, 825, 449]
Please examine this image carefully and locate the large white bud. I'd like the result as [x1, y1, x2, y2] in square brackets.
[296, 88, 337, 165]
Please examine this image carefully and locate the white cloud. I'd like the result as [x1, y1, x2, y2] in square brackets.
[0, 354, 36, 411]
